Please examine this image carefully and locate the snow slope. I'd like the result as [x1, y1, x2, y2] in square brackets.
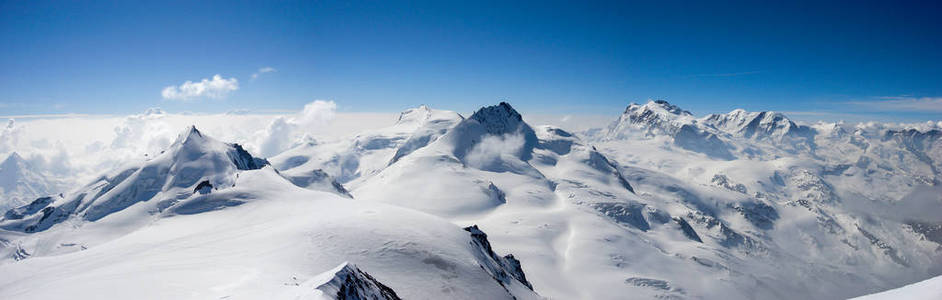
[852, 275, 942, 300]
[270, 105, 463, 190]
[0, 126, 537, 300]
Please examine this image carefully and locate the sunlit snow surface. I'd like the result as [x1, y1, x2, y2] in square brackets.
[853, 275, 942, 299]
[2, 101, 941, 299]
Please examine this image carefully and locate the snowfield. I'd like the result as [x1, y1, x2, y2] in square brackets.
[2, 101, 941, 299]
[853, 275, 942, 300]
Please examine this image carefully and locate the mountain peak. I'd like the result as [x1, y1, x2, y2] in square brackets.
[396, 105, 433, 125]
[2, 152, 24, 164]
[469, 102, 525, 135]
[702, 109, 812, 141]
[0, 152, 27, 172]
[632, 100, 692, 116]
[606, 100, 696, 139]
[172, 125, 206, 146]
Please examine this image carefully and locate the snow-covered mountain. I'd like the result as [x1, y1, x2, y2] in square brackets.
[592, 100, 942, 298]
[701, 109, 814, 142]
[0, 152, 54, 212]
[0, 126, 538, 299]
[270, 105, 463, 190]
[605, 99, 697, 138]
[1, 101, 939, 299]
[279, 101, 941, 299]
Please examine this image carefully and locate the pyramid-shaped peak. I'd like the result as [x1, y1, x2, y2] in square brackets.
[184, 125, 202, 137]
[471, 102, 522, 123]
[472, 102, 521, 118]
[0, 152, 28, 170]
[315, 262, 401, 300]
[468, 102, 528, 135]
[172, 125, 207, 146]
[3, 152, 23, 163]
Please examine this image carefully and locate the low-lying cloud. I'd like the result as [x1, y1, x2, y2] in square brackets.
[846, 96, 942, 113]
[256, 100, 337, 157]
[0, 100, 349, 192]
[464, 134, 526, 171]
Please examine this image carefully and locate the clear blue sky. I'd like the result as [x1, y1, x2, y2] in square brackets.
[1, 0, 941, 121]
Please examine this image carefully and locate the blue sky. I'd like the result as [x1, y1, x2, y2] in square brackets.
[1, 0, 941, 121]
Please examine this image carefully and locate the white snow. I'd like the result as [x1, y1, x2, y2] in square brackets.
[852, 275, 942, 300]
[2, 100, 941, 300]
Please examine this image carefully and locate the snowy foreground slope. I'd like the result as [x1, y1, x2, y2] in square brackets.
[852, 275, 942, 300]
[0, 127, 536, 299]
[2, 101, 941, 299]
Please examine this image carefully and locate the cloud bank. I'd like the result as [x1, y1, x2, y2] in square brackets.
[0, 100, 353, 191]
[847, 96, 942, 113]
[161, 74, 239, 100]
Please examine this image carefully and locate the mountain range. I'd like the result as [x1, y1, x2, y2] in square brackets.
[1, 101, 940, 299]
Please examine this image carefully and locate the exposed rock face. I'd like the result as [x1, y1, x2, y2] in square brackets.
[314, 263, 402, 300]
[673, 217, 703, 243]
[730, 201, 779, 230]
[194, 180, 213, 194]
[229, 143, 270, 170]
[469, 102, 528, 136]
[464, 225, 534, 290]
[3, 196, 54, 220]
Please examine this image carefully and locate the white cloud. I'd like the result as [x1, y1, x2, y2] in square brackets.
[255, 100, 337, 157]
[161, 74, 239, 100]
[846, 96, 942, 112]
[464, 134, 526, 170]
[110, 109, 174, 159]
[257, 116, 295, 157]
[251, 67, 277, 80]
[296, 100, 336, 128]
[0, 119, 23, 154]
